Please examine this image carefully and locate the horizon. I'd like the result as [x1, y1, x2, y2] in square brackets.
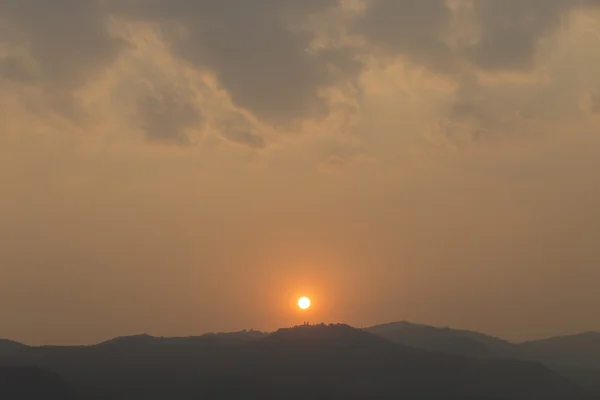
[3, 319, 599, 348]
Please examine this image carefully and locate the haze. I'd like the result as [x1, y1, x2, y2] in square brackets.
[1, 0, 600, 346]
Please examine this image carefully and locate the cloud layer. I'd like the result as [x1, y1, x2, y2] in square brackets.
[2, 0, 599, 143]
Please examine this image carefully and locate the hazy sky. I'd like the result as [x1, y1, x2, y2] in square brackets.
[1, 0, 600, 346]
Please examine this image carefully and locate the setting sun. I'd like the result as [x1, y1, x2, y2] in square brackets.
[298, 297, 311, 310]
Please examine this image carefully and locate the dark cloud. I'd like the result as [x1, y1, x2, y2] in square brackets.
[431, 118, 488, 147]
[221, 129, 266, 150]
[0, 0, 359, 143]
[0, 0, 124, 88]
[354, 0, 456, 73]
[355, 0, 600, 73]
[0, 0, 125, 123]
[3, 0, 599, 135]
[116, 0, 343, 124]
[465, 0, 572, 71]
[451, 100, 493, 125]
[215, 113, 266, 149]
[138, 89, 201, 145]
[0, 57, 36, 83]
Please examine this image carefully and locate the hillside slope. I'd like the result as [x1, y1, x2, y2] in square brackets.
[0, 324, 591, 400]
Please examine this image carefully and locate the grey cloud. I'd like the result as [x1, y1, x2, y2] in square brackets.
[354, 0, 456, 73]
[138, 89, 201, 145]
[355, 0, 600, 73]
[2, 0, 598, 98]
[221, 129, 266, 150]
[1, 0, 360, 142]
[4, 0, 598, 136]
[0, 57, 36, 83]
[447, 74, 498, 128]
[432, 118, 487, 147]
[317, 47, 364, 80]
[319, 141, 374, 170]
[0, 0, 124, 88]
[0, 0, 125, 123]
[451, 101, 494, 125]
[466, 0, 572, 71]
[117, 0, 344, 124]
[215, 114, 266, 149]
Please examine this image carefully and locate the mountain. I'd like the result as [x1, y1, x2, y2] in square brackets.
[266, 323, 391, 347]
[365, 322, 600, 395]
[519, 332, 600, 370]
[0, 339, 27, 352]
[96, 333, 159, 347]
[0, 324, 592, 400]
[96, 330, 267, 348]
[562, 369, 600, 393]
[0, 366, 75, 400]
[365, 321, 522, 359]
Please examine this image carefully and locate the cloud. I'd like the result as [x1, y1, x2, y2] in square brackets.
[216, 115, 266, 150]
[0, 0, 124, 88]
[465, 0, 573, 71]
[0, 57, 36, 83]
[1, 0, 599, 148]
[1, 0, 360, 147]
[318, 148, 375, 174]
[354, 0, 600, 75]
[222, 129, 266, 150]
[138, 88, 201, 145]
[0, 0, 127, 123]
[354, 0, 456, 73]
[115, 0, 347, 124]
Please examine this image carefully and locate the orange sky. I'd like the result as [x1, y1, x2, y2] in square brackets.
[1, 0, 600, 345]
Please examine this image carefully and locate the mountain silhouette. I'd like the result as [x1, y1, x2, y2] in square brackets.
[365, 322, 600, 395]
[365, 321, 522, 359]
[96, 330, 268, 348]
[0, 339, 27, 353]
[266, 323, 391, 347]
[0, 366, 75, 400]
[0, 324, 594, 399]
[520, 332, 600, 370]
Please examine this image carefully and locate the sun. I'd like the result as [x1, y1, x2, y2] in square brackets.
[298, 296, 311, 310]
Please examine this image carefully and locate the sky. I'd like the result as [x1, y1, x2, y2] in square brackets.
[1, 0, 600, 346]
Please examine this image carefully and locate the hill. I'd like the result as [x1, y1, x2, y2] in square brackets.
[365, 322, 600, 395]
[0, 324, 592, 399]
[519, 332, 600, 370]
[0, 339, 27, 352]
[0, 366, 75, 400]
[266, 323, 391, 347]
[95, 330, 267, 348]
[365, 321, 521, 359]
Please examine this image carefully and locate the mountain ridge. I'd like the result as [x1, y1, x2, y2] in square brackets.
[4, 322, 599, 348]
[3, 321, 600, 385]
[0, 324, 593, 400]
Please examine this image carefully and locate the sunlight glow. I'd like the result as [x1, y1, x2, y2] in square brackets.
[298, 297, 311, 310]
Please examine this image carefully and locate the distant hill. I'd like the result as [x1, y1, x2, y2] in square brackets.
[0, 339, 27, 352]
[5, 324, 600, 372]
[0, 366, 74, 400]
[365, 322, 600, 395]
[365, 321, 522, 359]
[266, 323, 391, 347]
[96, 330, 267, 348]
[519, 332, 600, 370]
[562, 369, 600, 393]
[0, 324, 592, 399]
